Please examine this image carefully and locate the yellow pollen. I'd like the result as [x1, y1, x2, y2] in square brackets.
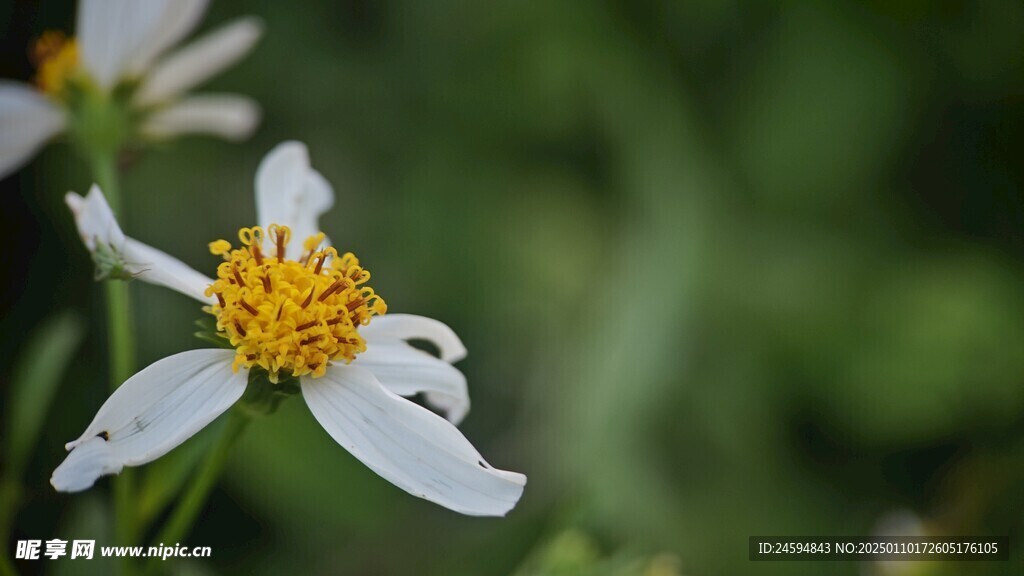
[32, 31, 79, 96]
[204, 225, 387, 382]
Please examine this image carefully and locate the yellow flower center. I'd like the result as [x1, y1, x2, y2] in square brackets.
[205, 225, 387, 382]
[32, 31, 79, 97]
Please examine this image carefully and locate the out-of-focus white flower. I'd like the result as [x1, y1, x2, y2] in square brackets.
[0, 0, 262, 178]
[865, 509, 932, 576]
[53, 142, 527, 517]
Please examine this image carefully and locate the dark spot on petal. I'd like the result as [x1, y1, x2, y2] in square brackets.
[97, 431, 110, 441]
[478, 460, 487, 469]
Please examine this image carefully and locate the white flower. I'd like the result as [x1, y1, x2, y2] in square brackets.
[866, 510, 930, 576]
[54, 142, 527, 517]
[0, 0, 262, 178]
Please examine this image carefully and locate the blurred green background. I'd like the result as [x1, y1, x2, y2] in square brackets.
[3, 0, 1024, 574]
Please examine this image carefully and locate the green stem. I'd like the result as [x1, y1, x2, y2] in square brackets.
[89, 151, 137, 574]
[91, 152, 136, 388]
[144, 410, 249, 576]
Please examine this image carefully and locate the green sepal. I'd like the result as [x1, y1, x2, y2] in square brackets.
[91, 242, 140, 282]
[237, 368, 301, 417]
[194, 316, 218, 331]
[193, 317, 233, 349]
[194, 331, 233, 349]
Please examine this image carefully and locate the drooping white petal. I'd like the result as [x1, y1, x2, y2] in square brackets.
[52, 349, 244, 492]
[65, 186, 215, 304]
[135, 17, 263, 106]
[354, 340, 470, 424]
[302, 365, 525, 516]
[77, 0, 172, 88]
[140, 94, 260, 142]
[360, 314, 467, 363]
[0, 82, 65, 179]
[255, 141, 334, 259]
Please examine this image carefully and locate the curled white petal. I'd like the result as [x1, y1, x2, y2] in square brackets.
[140, 94, 260, 142]
[64, 184, 125, 252]
[65, 185, 215, 303]
[361, 314, 467, 363]
[255, 141, 334, 259]
[50, 437, 122, 493]
[135, 17, 263, 106]
[52, 349, 245, 492]
[77, 0, 172, 88]
[0, 82, 65, 179]
[302, 365, 525, 516]
[354, 341, 470, 424]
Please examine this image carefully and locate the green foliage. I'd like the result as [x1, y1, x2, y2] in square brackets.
[5, 311, 85, 478]
[51, 495, 116, 576]
[135, 423, 218, 531]
[1, 311, 84, 565]
[512, 530, 684, 576]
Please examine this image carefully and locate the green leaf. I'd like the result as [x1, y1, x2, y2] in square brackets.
[6, 310, 85, 476]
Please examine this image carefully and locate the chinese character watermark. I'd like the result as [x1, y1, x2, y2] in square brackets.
[71, 540, 95, 559]
[44, 539, 67, 560]
[15, 540, 40, 560]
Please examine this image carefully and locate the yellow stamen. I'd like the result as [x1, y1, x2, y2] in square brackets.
[209, 239, 232, 256]
[32, 31, 79, 96]
[303, 232, 325, 252]
[204, 225, 387, 381]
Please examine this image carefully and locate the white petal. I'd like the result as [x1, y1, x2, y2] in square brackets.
[77, 0, 172, 88]
[64, 184, 125, 252]
[256, 141, 308, 224]
[50, 437, 122, 493]
[129, 0, 209, 76]
[122, 238, 215, 304]
[302, 366, 525, 516]
[135, 17, 263, 106]
[0, 82, 65, 179]
[140, 94, 260, 142]
[255, 142, 334, 259]
[361, 314, 467, 363]
[65, 185, 215, 304]
[354, 341, 470, 424]
[52, 349, 244, 492]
